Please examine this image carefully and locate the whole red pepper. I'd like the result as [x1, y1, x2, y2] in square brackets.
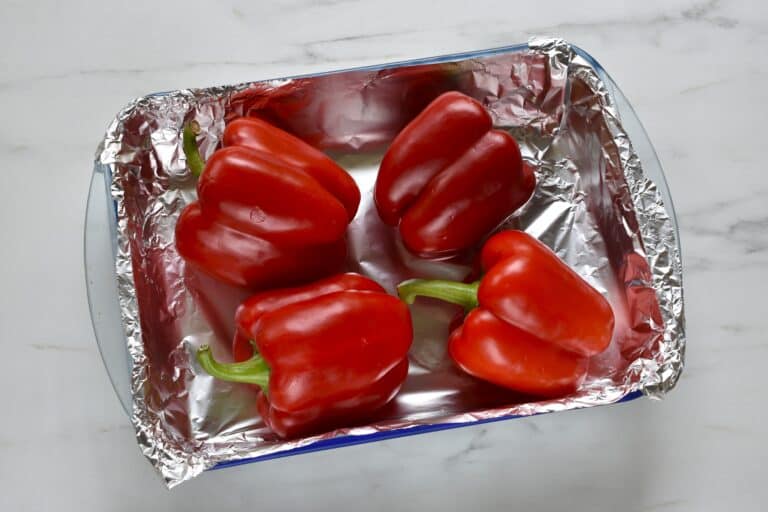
[374, 91, 535, 258]
[397, 230, 614, 397]
[196, 273, 413, 438]
[175, 119, 360, 289]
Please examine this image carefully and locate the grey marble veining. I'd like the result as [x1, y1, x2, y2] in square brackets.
[0, 0, 766, 510]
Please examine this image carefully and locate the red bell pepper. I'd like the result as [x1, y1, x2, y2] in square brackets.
[196, 273, 413, 438]
[397, 230, 614, 397]
[374, 91, 535, 258]
[175, 119, 360, 288]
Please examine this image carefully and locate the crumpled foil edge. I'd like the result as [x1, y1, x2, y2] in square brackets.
[96, 37, 685, 488]
[560, 40, 686, 396]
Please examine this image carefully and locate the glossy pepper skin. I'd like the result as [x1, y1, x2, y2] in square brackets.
[175, 119, 360, 288]
[398, 230, 614, 397]
[374, 91, 535, 258]
[197, 273, 413, 438]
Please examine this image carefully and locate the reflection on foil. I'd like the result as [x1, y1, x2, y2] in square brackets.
[96, 37, 685, 487]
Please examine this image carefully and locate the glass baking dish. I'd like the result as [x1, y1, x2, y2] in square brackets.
[85, 42, 680, 469]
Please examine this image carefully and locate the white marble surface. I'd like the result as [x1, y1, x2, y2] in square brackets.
[1, 0, 766, 510]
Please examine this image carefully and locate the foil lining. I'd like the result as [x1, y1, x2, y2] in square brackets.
[95, 38, 685, 488]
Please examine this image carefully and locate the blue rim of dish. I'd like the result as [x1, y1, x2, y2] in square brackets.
[213, 391, 643, 470]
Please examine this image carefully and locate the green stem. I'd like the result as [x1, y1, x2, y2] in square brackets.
[196, 344, 270, 391]
[182, 120, 205, 177]
[397, 279, 480, 311]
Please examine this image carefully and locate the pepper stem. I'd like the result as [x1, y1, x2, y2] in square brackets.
[182, 120, 205, 177]
[196, 344, 270, 391]
[397, 279, 480, 311]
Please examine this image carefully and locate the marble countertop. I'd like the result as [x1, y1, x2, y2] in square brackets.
[1, 0, 765, 510]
